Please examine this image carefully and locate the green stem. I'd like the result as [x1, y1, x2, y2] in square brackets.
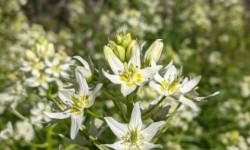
[142, 96, 166, 119]
[11, 108, 27, 120]
[126, 93, 134, 120]
[152, 102, 182, 143]
[102, 89, 127, 122]
[86, 109, 104, 121]
[46, 125, 53, 150]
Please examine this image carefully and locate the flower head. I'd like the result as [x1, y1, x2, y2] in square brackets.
[103, 41, 162, 96]
[104, 102, 164, 150]
[44, 68, 102, 139]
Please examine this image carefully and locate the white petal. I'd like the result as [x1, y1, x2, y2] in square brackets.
[153, 73, 164, 83]
[129, 42, 141, 68]
[129, 102, 142, 129]
[75, 68, 89, 95]
[195, 91, 220, 101]
[104, 117, 128, 140]
[104, 141, 127, 150]
[73, 56, 90, 69]
[180, 76, 201, 93]
[87, 83, 103, 108]
[142, 141, 163, 150]
[149, 81, 164, 95]
[102, 69, 123, 84]
[58, 90, 74, 105]
[107, 52, 124, 74]
[76, 66, 92, 79]
[179, 95, 199, 111]
[138, 65, 162, 85]
[121, 83, 136, 97]
[142, 121, 164, 141]
[70, 113, 84, 139]
[44, 111, 71, 119]
[164, 65, 177, 81]
[164, 60, 173, 70]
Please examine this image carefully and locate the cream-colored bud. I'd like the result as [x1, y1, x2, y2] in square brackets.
[144, 39, 163, 65]
[25, 50, 36, 60]
[115, 34, 122, 44]
[103, 45, 115, 63]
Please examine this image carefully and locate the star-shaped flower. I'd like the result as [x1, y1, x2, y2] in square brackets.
[44, 68, 102, 139]
[103, 42, 162, 96]
[104, 102, 164, 150]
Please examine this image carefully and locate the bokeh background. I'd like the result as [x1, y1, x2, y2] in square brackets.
[0, 0, 250, 149]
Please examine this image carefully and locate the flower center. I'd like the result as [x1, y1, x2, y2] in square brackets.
[119, 64, 142, 87]
[160, 78, 179, 94]
[70, 94, 90, 115]
[121, 126, 145, 148]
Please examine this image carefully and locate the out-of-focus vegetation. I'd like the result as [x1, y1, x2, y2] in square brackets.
[0, 0, 250, 149]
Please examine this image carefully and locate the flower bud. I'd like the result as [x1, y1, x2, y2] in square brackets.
[103, 45, 115, 63]
[144, 39, 163, 66]
[114, 45, 126, 62]
[126, 40, 137, 61]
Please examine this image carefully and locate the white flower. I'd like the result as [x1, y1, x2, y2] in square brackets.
[21, 58, 45, 76]
[73, 56, 93, 81]
[44, 68, 102, 139]
[45, 57, 70, 78]
[15, 120, 34, 141]
[150, 62, 219, 111]
[103, 42, 162, 96]
[26, 73, 53, 89]
[0, 122, 14, 140]
[104, 102, 164, 150]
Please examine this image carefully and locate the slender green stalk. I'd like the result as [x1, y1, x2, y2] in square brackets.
[126, 93, 134, 120]
[102, 88, 127, 121]
[152, 102, 182, 143]
[86, 109, 104, 121]
[46, 125, 53, 150]
[142, 96, 166, 119]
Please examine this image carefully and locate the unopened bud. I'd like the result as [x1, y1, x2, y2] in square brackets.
[144, 39, 163, 66]
[126, 40, 137, 61]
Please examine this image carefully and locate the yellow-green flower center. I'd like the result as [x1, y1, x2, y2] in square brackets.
[70, 94, 90, 116]
[160, 78, 179, 94]
[119, 65, 142, 87]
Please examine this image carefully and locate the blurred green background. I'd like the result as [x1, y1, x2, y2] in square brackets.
[0, 0, 250, 149]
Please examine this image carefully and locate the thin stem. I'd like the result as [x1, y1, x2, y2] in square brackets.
[46, 125, 54, 150]
[126, 93, 134, 120]
[86, 109, 104, 121]
[152, 102, 182, 143]
[102, 88, 127, 122]
[142, 96, 166, 119]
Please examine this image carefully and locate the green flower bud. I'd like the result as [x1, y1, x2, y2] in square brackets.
[126, 40, 137, 61]
[113, 45, 126, 62]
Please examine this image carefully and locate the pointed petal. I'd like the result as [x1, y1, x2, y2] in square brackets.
[104, 117, 128, 140]
[164, 65, 177, 81]
[106, 52, 124, 74]
[121, 83, 136, 97]
[180, 76, 201, 93]
[179, 95, 199, 111]
[70, 114, 84, 139]
[76, 66, 92, 79]
[142, 121, 164, 141]
[196, 91, 220, 101]
[44, 111, 71, 119]
[142, 142, 163, 150]
[129, 42, 141, 68]
[129, 102, 142, 129]
[87, 83, 103, 108]
[164, 60, 173, 70]
[58, 90, 74, 106]
[75, 68, 89, 95]
[149, 81, 164, 95]
[138, 65, 162, 85]
[102, 69, 122, 84]
[73, 56, 90, 69]
[153, 73, 164, 83]
[103, 141, 127, 150]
